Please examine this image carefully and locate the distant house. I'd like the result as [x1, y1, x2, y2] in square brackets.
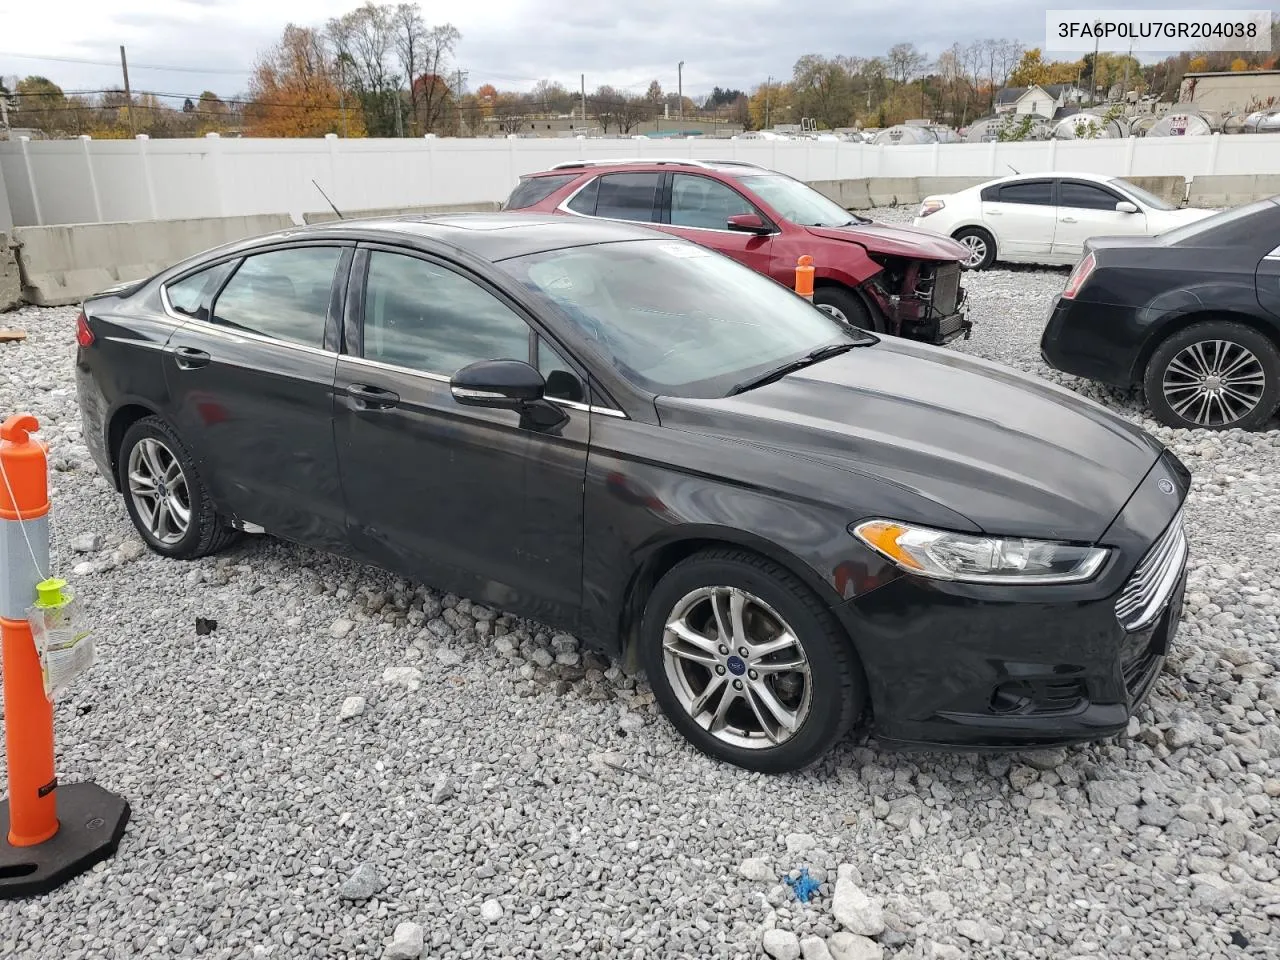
[994, 84, 1086, 118]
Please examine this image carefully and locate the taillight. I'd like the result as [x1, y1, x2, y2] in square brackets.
[918, 198, 945, 217]
[76, 311, 95, 347]
[1062, 252, 1096, 300]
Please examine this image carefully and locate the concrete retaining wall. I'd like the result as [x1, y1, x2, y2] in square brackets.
[1, 234, 20, 312]
[302, 200, 500, 224]
[1187, 174, 1280, 208]
[13, 214, 294, 307]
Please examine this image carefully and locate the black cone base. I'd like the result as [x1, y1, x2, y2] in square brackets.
[0, 782, 130, 898]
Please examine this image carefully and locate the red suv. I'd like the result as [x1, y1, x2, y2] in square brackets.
[503, 158, 972, 344]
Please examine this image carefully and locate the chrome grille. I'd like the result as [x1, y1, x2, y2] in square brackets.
[1115, 510, 1187, 632]
[931, 263, 961, 315]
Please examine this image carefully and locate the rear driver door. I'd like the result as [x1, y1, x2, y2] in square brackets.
[980, 179, 1057, 261]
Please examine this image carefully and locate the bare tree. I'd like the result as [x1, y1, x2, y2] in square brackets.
[410, 22, 460, 134]
[328, 2, 401, 136]
[392, 4, 425, 135]
[617, 95, 650, 134]
[592, 85, 621, 132]
[887, 42, 927, 86]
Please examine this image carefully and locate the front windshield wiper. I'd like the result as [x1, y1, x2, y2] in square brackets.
[728, 342, 865, 396]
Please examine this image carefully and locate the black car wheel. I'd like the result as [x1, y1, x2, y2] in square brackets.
[117, 416, 240, 559]
[1144, 322, 1280, 431]
[813, 287, 876, 332]
[952, 227, 995, 270]
[640, 548, 864, 773]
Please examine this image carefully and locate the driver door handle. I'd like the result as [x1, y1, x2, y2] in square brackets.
[346, 383, 400, 410]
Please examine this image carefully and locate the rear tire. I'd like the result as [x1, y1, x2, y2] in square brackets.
[953, 227, 995, 270]
[639, 548, 864, 773]
[813, 286, 877, 332]
[1143, 321, 1280, 431]
[117, 416, 240, 559]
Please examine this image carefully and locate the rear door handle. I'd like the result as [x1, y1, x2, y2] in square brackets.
[173, 346, 211, 370]
[1060, 216, 1078, 223]
[346, 383, 400, 410]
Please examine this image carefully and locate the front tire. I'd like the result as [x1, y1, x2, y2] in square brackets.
[813, 286, 876, 332]
[639, 548, 864, 773]
[952, 227, 995, 270]
[1143, 322, 1280, 431]
[117, 416, 240, 559]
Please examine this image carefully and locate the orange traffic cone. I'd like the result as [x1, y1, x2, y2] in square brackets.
[0, 413, 129, 897]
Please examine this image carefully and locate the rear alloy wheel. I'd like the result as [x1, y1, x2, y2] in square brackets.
[640, 549, 864, 773]
[1144, 322, 1280, 431]
[952, 227, 995, 270]
[813, 287, 876, 332]
[118, 416, 240, 559]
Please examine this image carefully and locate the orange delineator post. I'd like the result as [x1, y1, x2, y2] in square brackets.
[0, 413, 56, 847]
[795, 255, 815, 301]
[0, 412, 130, 898]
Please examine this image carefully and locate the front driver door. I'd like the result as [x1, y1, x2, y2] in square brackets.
[1051, 179, 1149, 263]
[658, 173, 775, 274]
[333, 245, 590, 626]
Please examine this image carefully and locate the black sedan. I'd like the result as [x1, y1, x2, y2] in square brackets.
[1041, 196, 1280, 430]
[75, 213, 1190, 773]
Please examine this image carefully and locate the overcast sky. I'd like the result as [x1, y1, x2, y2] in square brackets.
[2, 0, 1263, 102]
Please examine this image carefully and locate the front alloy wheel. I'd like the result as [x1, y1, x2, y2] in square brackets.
[662, 586, 812, 749]
[641, 548, 865, 773]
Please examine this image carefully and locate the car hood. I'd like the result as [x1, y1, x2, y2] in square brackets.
[656, 340, 1164, 543]
[805, 222, 969, 262]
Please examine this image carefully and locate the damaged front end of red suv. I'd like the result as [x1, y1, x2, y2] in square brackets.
[862, 253, 971, 343]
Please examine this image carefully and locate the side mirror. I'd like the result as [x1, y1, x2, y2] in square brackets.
[450, 359, 568, 429]
[451, 359, 545, 409]
[727, 213, 772, 235]
[1115, 201, 1139, 214]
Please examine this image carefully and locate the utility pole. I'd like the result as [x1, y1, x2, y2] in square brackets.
[455, 68, 464, 135]
[580, 73, 586, 127]
[1121, 39, 1132, 104]
[338, 56, 348, 137]
[765, 75, 772, 129]
[678, 61, 684, 120]
[119, 45, 136, 135]
[1091, 23, 1101, 106]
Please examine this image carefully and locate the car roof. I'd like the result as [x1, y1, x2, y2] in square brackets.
[978, 171, 1122, 189]
[524, 158, 774, 177]
[215, 212, 671, 263]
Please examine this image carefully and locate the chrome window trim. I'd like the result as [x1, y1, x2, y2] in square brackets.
[163, 311, 335, 359]
[556, 173, 662, 226]
[341, 355, 628, 418]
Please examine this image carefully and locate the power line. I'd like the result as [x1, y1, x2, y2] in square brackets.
[0, 51, 251, 75]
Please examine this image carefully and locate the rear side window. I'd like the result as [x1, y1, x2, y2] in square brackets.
[504, 174, 579, 210]
[164, 262, 233, 321]
[1059, 181, 1122, 210]
[566, 177, 601, 215]
[995, 181, 1054, 205]
[594, 173, 661, 222]
[211, 246, 342, 349]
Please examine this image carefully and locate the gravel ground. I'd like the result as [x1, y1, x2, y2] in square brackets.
[2, 212, 1279, 959]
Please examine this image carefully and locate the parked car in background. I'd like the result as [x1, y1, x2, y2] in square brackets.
[505, 158, 973, 344]
[1041, 197, 1280, 430]
[76, 213, 1187, 773]
[913, 172, 1216, 270]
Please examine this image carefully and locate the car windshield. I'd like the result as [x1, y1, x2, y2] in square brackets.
[736, 173, 867, 227]
[1110, 178, 1175, 211]
[501, 239, 872, 399]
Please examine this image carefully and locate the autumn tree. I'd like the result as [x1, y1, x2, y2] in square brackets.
[12, 76, 68, 134]
[1008, 48, 1050, 87]
[246, 24, 364, 137]
[1231, 58, 1249, 71]
[791, 54, 857, 128]
[748, 80, 793, 129]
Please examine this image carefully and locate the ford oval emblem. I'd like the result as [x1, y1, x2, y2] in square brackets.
[1158, 478, 1175, 495]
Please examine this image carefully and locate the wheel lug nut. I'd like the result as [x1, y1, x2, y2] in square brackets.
[732, 679, 743, 690]
[748, 670, 758, 680]
[738, 648, 749, 657]
[715, 665, 726, 675]
[718, 645, 729, 655]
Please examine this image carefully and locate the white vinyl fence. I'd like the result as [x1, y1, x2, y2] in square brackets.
[4, 131, 1280, 228]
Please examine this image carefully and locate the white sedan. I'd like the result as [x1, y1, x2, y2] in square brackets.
[912, 172, 1216, 269]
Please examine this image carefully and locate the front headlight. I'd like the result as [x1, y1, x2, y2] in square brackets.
[851, 519, 1109, 584]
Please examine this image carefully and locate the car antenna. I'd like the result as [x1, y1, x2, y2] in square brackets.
[1007, 164, 1020, 175]
[312, 179, 344, 219]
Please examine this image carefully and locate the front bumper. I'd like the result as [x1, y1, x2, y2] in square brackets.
[840, 451, 1189, 749]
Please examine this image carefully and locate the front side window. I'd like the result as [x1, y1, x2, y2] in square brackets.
[212, 247, 341, 348]
[537, 337, 586, 403]
[503, 239, 869, 399]
[734, 173, 861, 227]
[363, 251, 531, 376]
[996, 181, 1054, 205]
[1059, 181, 1122, 211]
[669, 174, 755, 230]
